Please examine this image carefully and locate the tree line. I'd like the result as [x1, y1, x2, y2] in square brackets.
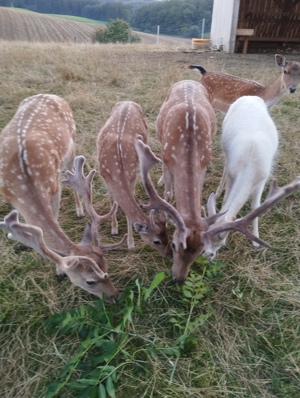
[1, 0, 213, 38]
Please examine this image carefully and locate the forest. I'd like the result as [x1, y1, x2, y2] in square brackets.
[0, 0, 213, 37]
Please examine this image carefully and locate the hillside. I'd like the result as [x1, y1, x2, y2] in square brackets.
[0, 7, 192, 46]
[0, 7, 97, 43]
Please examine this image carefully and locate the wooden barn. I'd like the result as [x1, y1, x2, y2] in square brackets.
[210, 0, 300, 53]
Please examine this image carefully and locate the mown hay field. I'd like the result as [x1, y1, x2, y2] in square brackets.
[0, 36, 300, 398]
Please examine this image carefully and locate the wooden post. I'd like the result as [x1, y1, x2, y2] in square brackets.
[236, 29, 255, 54]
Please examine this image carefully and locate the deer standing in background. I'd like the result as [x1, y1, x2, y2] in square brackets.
[97, 101, 172, 258]
[189, 54, 300, 113]
[203, 96, 279, 260]
[0, 94, 125, 301]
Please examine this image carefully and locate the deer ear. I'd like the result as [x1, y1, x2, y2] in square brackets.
[275, 54, 286, 68]
[134, 222, 148, 233]
[80, 222, 92, 245]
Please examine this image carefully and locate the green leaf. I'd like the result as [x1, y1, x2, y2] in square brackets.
[106, 376, 116, 398]
[182, 289, 192, 298]
[45, 381, 61, 397]
[98, 383, 107, 398]
[143, 272, 165, 301]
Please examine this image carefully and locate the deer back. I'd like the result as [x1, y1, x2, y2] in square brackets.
[0, 94, 76, 220]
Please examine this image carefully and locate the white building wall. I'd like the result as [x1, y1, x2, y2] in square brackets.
[210, 0, 240, 53]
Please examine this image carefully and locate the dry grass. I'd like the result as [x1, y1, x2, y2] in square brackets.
[0, 40, 300, 398]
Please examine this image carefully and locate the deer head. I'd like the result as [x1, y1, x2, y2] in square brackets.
[0, 210, 119, 301]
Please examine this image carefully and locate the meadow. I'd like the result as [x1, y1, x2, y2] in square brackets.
[0, 39, 300, 398]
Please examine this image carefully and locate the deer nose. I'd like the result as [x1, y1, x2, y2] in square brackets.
[289, 87, 296, 93]
[203, 250, 215, 261]
[108, 291, 120, 304]
[172, 275, 186, 285]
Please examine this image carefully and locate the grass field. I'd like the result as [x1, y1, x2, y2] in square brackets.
[0, 39, 300, 398]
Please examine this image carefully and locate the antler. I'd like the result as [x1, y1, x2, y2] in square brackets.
[62, 155, 125, 249]
[0, 210, 109, 279]
[134, 135, 189, 248]
[202, 177, 300, 247]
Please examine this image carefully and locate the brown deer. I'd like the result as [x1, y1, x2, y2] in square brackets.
[138, 80, 217, 282]
[0, 94, 125, 301]
[135, 135, 300, 283]
[97, 101, 172, 258]
[189, 54, 300, 113]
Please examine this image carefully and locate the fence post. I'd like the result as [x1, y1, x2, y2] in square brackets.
[201, 18, 205, 39]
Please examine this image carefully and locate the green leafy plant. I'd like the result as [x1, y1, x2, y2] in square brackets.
[44, 262, 221, 397]
[92, 19, 140, 44]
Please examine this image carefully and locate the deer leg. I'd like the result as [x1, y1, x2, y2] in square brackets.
[50, 188, 61, 221]
[66, 155, 84, 218]
[163, 165, 173, 201]
[250, 182, 265, 247]
[216, 165, 227, 199]
[126, 216, 135, 249]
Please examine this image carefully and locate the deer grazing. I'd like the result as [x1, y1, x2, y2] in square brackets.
[189, 54, 300, 113]
[135, 136, 300, 283]
[203, 95, 279, 260]
[134, 80, 300, 282]
[97, 101, 172, 258]
[0, 94, 125, 301]
[139, 80, 217, 282]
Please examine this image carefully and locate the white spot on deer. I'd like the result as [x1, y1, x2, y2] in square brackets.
[185, 111, 189, 129]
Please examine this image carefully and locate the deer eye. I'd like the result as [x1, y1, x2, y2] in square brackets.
[284, 70, 288, 74]
[153, 239, 161, 245]
[86, 280, 97, 286]
[171, 242, 176, 250]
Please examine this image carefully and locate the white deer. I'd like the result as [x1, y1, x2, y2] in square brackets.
[97, 101, 172, 257]
[189, 54, 300, 113]
[203, 95, 279, 260]
[134, 82, 300, 283]
[0, 94, 125, 301]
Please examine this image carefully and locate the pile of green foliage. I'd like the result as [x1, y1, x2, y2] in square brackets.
[92, 19, 140, 43]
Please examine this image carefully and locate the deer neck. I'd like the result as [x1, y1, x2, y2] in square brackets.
[10, 196, 77, 255]
[261, 75, 285, 107]
[173, 170, 202, 222]
[105, 177, 148, 226]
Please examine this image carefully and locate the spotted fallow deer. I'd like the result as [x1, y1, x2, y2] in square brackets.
[141, 80, 217, 282]
[203, 96, 279, 260]
[189, 54, 300, 113]
[97, 101, 172, 258]
[0, 94, 125, 301]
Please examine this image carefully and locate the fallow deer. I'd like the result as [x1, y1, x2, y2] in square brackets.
[142, 80, 217, 282]
[189, 54, 300, 113]
[135, 136, 300, 283]
[0, 94, 125, 301]
[203, 96, 279, 260]
[97, 101, 172, 257]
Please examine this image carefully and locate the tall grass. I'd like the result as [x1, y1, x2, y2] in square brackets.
[0, 41, 300, 398]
